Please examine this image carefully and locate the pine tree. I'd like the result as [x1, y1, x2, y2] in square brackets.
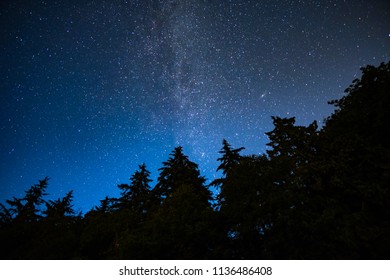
[154, 146, 210, 203]
[211, 139, 244, 204]
[216, 139, 245, 176]
[5, 177, 49, 223]
[139, 147, 215, 259]
[44, 191, 75, 221]
[118, 163, 152, 215]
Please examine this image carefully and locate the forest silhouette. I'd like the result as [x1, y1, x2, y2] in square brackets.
[1, 62, 389, 259]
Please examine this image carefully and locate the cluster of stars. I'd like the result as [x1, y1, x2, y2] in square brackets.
[0, 0, 389, 212]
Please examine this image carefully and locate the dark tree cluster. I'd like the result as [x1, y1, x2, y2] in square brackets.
[1, 62, 389, 259]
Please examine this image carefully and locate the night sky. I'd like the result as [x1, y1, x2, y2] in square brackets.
[1, 0, 389, 213]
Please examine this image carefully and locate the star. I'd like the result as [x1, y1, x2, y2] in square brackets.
[0, 0, 389, 212]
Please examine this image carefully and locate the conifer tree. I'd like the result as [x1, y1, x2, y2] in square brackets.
[154, 146, 210, 203]
[118, 163, 152, 215]
[44, 191, 75, 221]
[142, 147, 215, 259]
[216, 139, 245, 176]
[211, 139, 244, 204]
[5, 177, 49, 223]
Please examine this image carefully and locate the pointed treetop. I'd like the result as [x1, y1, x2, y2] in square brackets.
[216, 139, 245, 176]
[155, 146, 209, 201]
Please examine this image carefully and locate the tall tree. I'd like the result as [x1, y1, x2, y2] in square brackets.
[143, 183, 217, 259]
[118, 163, 152, 216]
[313, 61, 390, 258]
[211, 139, 244, 204]
[154, 146, 210, 203]
[5, 177, 49, 223]
[266, 116, 318, 162]
[44, 191, 75, 221]
[261, 117, 320, 258]
[211, 140, 258, 258]
[216, 139, 245, 176]
[130, 147, 216, 259]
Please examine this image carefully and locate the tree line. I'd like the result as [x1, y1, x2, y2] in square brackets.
[1, 62, 389, 259]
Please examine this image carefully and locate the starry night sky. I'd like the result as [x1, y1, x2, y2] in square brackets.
[1, 0, 389, 213]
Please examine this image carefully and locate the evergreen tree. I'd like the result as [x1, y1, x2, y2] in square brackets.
[266, 116, 318, 162]
[211, 139, 244, 204]
[313, 61, 390, 258]
[261, 118, 320, 258]
[143, 184, 217, 259]
[218, 155, 270, 259]
[0, 178, 82, 259]
[44, 191, 75, 221]
[5, 177, 49, 223]
[216, 139, 245, 176]
[130, 147, 216, 259]
[154, 146, 210, 203]
[117, 163, 152, 215]
[211, 140, 256, 258]
[40, 191, 81, 259]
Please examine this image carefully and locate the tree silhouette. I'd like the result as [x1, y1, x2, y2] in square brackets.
[314, 61, 390, 258]
[1, 62, 389, 259]
[44, 191, 75, 220]
[9, 177, 49, 223]
[0, 178, 82, 259]
[144, 184, 217, 259]
[154, 146, 211, 203]
[211, 139, 245, 202]
[114, 148, 215, 259]
[215, 139, 245, 176]
[117, 163, 152, 216]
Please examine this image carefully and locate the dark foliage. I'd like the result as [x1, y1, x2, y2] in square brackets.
[1, 62, 389, 259]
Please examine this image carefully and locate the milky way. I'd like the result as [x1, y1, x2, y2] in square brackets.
[1, 0, 389, 212]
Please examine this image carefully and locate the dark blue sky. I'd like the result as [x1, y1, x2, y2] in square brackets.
[1, 0, 389, 213]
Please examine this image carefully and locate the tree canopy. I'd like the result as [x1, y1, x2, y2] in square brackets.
[1, 62, 389, 259]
